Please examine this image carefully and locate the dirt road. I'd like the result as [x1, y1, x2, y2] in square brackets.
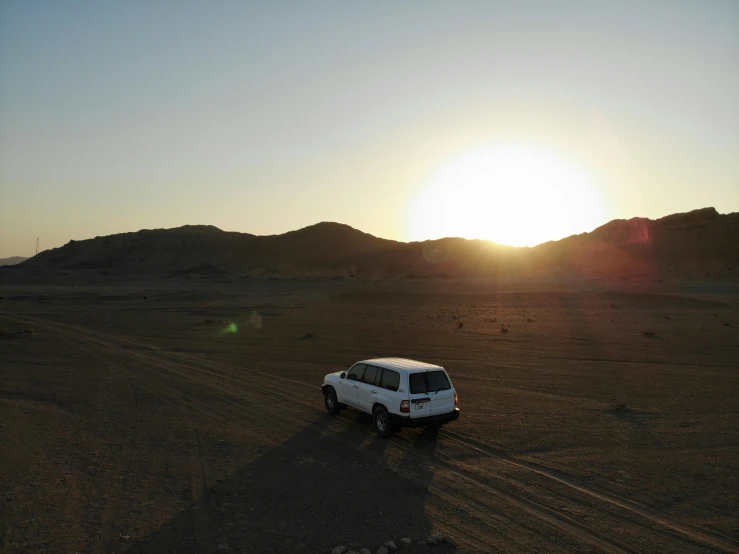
[1, 281, 737, 552]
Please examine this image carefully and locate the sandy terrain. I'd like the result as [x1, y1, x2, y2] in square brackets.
[1, 278, 738, 553]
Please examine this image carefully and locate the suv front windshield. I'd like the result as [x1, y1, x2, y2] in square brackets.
[409, 371, 451, 393]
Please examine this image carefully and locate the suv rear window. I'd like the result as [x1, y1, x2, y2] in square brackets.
[409, 373, 427, 394]
[409, 370, 451, 393]
[427, 370, 451, 391]
[379, 369, 400, 392]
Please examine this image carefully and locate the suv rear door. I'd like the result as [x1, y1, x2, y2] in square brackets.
[425, 370, 455, 416]
[409, 370, 455, 417]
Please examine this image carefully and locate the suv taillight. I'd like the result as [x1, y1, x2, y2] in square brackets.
[400, 400, 410, 413]
[455, 392, 459, 406]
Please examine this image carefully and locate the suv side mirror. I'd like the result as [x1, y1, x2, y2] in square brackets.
[340, 372, 346, 379]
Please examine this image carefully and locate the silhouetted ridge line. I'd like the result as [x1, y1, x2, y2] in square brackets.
[14, 208, 739, 281]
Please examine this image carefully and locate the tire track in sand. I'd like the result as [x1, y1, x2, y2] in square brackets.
[3, 313, 737, 553]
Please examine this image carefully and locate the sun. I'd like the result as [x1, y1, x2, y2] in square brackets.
[409, 145, 605, 246]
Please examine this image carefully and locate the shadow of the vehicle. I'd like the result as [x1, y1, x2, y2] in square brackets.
[126, 413, 456, 553]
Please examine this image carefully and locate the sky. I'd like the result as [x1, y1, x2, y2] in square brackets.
[1, 0, 737, 256]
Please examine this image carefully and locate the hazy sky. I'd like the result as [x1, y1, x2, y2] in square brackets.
[1, 0, 737, 256]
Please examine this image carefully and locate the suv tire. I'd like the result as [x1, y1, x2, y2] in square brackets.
[373, 405, 394, 438]
[324, 387, 341, 415]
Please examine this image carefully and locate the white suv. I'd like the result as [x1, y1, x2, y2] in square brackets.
[321, 358, 460, 438]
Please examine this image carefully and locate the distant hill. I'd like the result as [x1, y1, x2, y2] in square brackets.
[0, 256, 28, 266]
[15, 208, 739, 282]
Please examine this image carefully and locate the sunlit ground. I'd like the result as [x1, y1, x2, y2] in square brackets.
[409, 144, 606, 246]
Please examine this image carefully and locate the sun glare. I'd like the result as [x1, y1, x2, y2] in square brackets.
[409, 145, 605, 246]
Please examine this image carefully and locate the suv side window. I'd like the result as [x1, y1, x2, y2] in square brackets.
[347, 364, 365, 381]
[362, 365, 379, 385]
[379, 369, 400, 392]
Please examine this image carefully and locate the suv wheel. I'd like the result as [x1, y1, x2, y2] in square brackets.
[324, 387, 341, 415]
[373, 406, 394, 438]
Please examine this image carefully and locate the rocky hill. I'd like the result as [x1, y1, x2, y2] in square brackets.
[533, 207, 739, 282]
[14, 208, 739, 282]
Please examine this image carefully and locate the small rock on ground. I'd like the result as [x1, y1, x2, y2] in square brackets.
[444, 535, 458, 547]
[376, 547, 388, 554]
[431, 534, 444, 542]
[332, 547, 347, 554]
[383, 540, 397, 551]
[400, 538, 412, 547]
[427, 537, 438, 545]
[359, 549, 371, 554]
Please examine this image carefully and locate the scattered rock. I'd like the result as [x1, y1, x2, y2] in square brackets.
[332, 547, 347, 554]
[418, 541, 427, 547]
[217, 544, 230, 551]
[302, 332, 315, 339]
[431, 533, 444, 542]
[444, 535, 458, 546]
[427, 537, 438, 545]
[376, 547, 389, 554]
[400, 538, 411, 547]
[359, 549, 371, 554]
[346, 551, 359, 554]
[383, 540, 397, 551]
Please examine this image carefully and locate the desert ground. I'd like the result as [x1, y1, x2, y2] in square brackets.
[1, 277, 738, 553]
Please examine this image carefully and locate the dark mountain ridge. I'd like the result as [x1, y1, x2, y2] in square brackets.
[16, 208, 739, 281]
